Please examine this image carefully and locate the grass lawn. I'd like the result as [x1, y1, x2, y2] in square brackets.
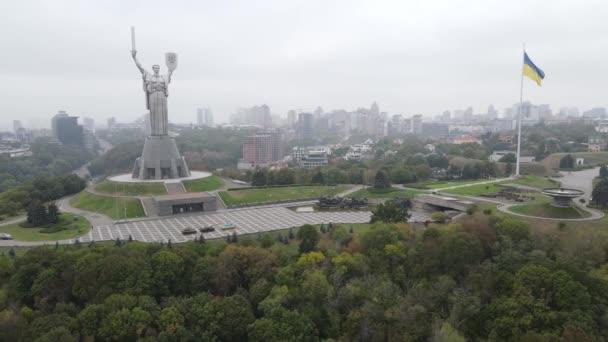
[0, 213, 91, 241]
[0, 210, 26, 223]
[219, 185, 350, 206]
[506, 175, 560, 189]
[183, 175, 224, 192]
[346, 187, 420, 199]
[70, 191, 146, 219]
[95, 180, 166, 196]
[425, 179, 493, 189]
[508, 203, 592, 219]
[443, 183, 504, 196]
[440, 176, 560, 196]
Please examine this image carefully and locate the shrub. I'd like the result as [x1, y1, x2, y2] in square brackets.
[39, 226, 68, 234]
[466, 204, 478, 216]
[483, 208, 492, 215]
[431, 211, 449, 223]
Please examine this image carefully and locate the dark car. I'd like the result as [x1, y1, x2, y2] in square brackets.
[181, 227, 197, 235]
[199, 226, 215, 233]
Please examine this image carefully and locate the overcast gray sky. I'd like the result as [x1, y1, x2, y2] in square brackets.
[1, 0, 606, 129]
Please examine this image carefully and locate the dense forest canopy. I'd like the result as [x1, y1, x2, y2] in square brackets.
[0, 141, 93, 192]
[0, 174, 86, 216]
[1, 211, 607, 341]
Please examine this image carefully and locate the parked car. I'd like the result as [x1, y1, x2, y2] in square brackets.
[199, 226, 215, 233]
[181, 227, 197, 235]
[221, 223, 236, 230]
[0, 233, 13, 240]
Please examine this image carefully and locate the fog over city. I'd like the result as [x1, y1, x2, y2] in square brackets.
[1, 0, 607, 129]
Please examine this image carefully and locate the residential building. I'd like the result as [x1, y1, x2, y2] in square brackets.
[299, 150, 328, 169]
[583, 107, 606, 119]
[238, 130, 282, 169]
[411, 115, 423, 135]
[107, 117, 117, 130]
[596, 120, 608, 133]
[12, 120, 22, 133]
[452, 135, 481, 145]
[297, 112, 314, 141]
[231, 105, 272, 128]
[287, 110, 297, 128]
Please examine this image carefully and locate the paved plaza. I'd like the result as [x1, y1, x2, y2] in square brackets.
[80, 207, 432, 243]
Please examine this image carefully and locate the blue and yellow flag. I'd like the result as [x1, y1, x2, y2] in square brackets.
[523, 52, 545, 86]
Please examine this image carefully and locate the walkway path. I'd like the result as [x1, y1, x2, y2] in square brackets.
[57, 196, 114, 227]
[165, 182, 185, 194]
[496, 202, 604, 221]
[397, 177, 511, 193]
[0, 216, 26, 227]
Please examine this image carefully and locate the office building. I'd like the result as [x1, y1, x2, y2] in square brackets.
[51, 111, 83, 145]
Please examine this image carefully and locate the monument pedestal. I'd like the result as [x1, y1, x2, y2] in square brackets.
[132, 135, 190, 180]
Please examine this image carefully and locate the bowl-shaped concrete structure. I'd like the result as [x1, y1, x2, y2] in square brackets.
[541, 188, 585, 207]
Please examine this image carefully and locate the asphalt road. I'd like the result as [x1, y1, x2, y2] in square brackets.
[556, 167, 599, 202]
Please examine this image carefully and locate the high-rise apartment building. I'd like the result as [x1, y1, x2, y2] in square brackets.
[107, 117, 117, 130]
[13, 120, 22, 133]
[297, 113, 314, 142]
[83, 117, 95, 132]
[287, 110, 297, 128]
[196, 107, 214, 127]
[238, 130, 282, 169]
[411, 115, 423, 135]
[230, 105, 272, 128]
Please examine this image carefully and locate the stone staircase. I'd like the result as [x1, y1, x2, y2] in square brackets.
[165, 182, 186, 194]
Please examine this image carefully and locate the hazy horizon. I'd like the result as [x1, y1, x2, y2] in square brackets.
[1, 0, 607, 130]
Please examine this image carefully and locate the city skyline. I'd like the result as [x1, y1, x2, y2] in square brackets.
[1, 0, 607, 130]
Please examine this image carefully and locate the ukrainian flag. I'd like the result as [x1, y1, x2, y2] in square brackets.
[523, 52, 545, 86]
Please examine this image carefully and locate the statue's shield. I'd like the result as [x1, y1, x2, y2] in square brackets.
[165, 52, 178, 71]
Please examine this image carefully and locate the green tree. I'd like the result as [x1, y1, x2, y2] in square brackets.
[374, 169, 391, 189]
[248, 306, 319, 342]
[252, 168, 267, 186]
[296, 225, 320, 254]
[592, 177, 608, 208]
[559, 154, 575, 169]
[600, 165, 608, 178]
[370, 200, 411, 223]
[505, 163, 513, 176]
[311, 171, 324, 184]
[216, 295, 256, 341]
[498, 153, 517, 163]
[47, 203, 60, 223]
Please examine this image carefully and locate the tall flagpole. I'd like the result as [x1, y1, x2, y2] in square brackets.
[515, 43, 525, 177]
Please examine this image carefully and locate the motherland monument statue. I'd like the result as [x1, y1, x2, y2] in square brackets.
[129, 27, 190, 180]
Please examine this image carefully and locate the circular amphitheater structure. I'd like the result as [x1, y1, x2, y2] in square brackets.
[540, 188, 585, 208]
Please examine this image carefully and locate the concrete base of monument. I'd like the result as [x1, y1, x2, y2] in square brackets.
[131, 135, 190, 180]
[108, 170, 212, 184]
